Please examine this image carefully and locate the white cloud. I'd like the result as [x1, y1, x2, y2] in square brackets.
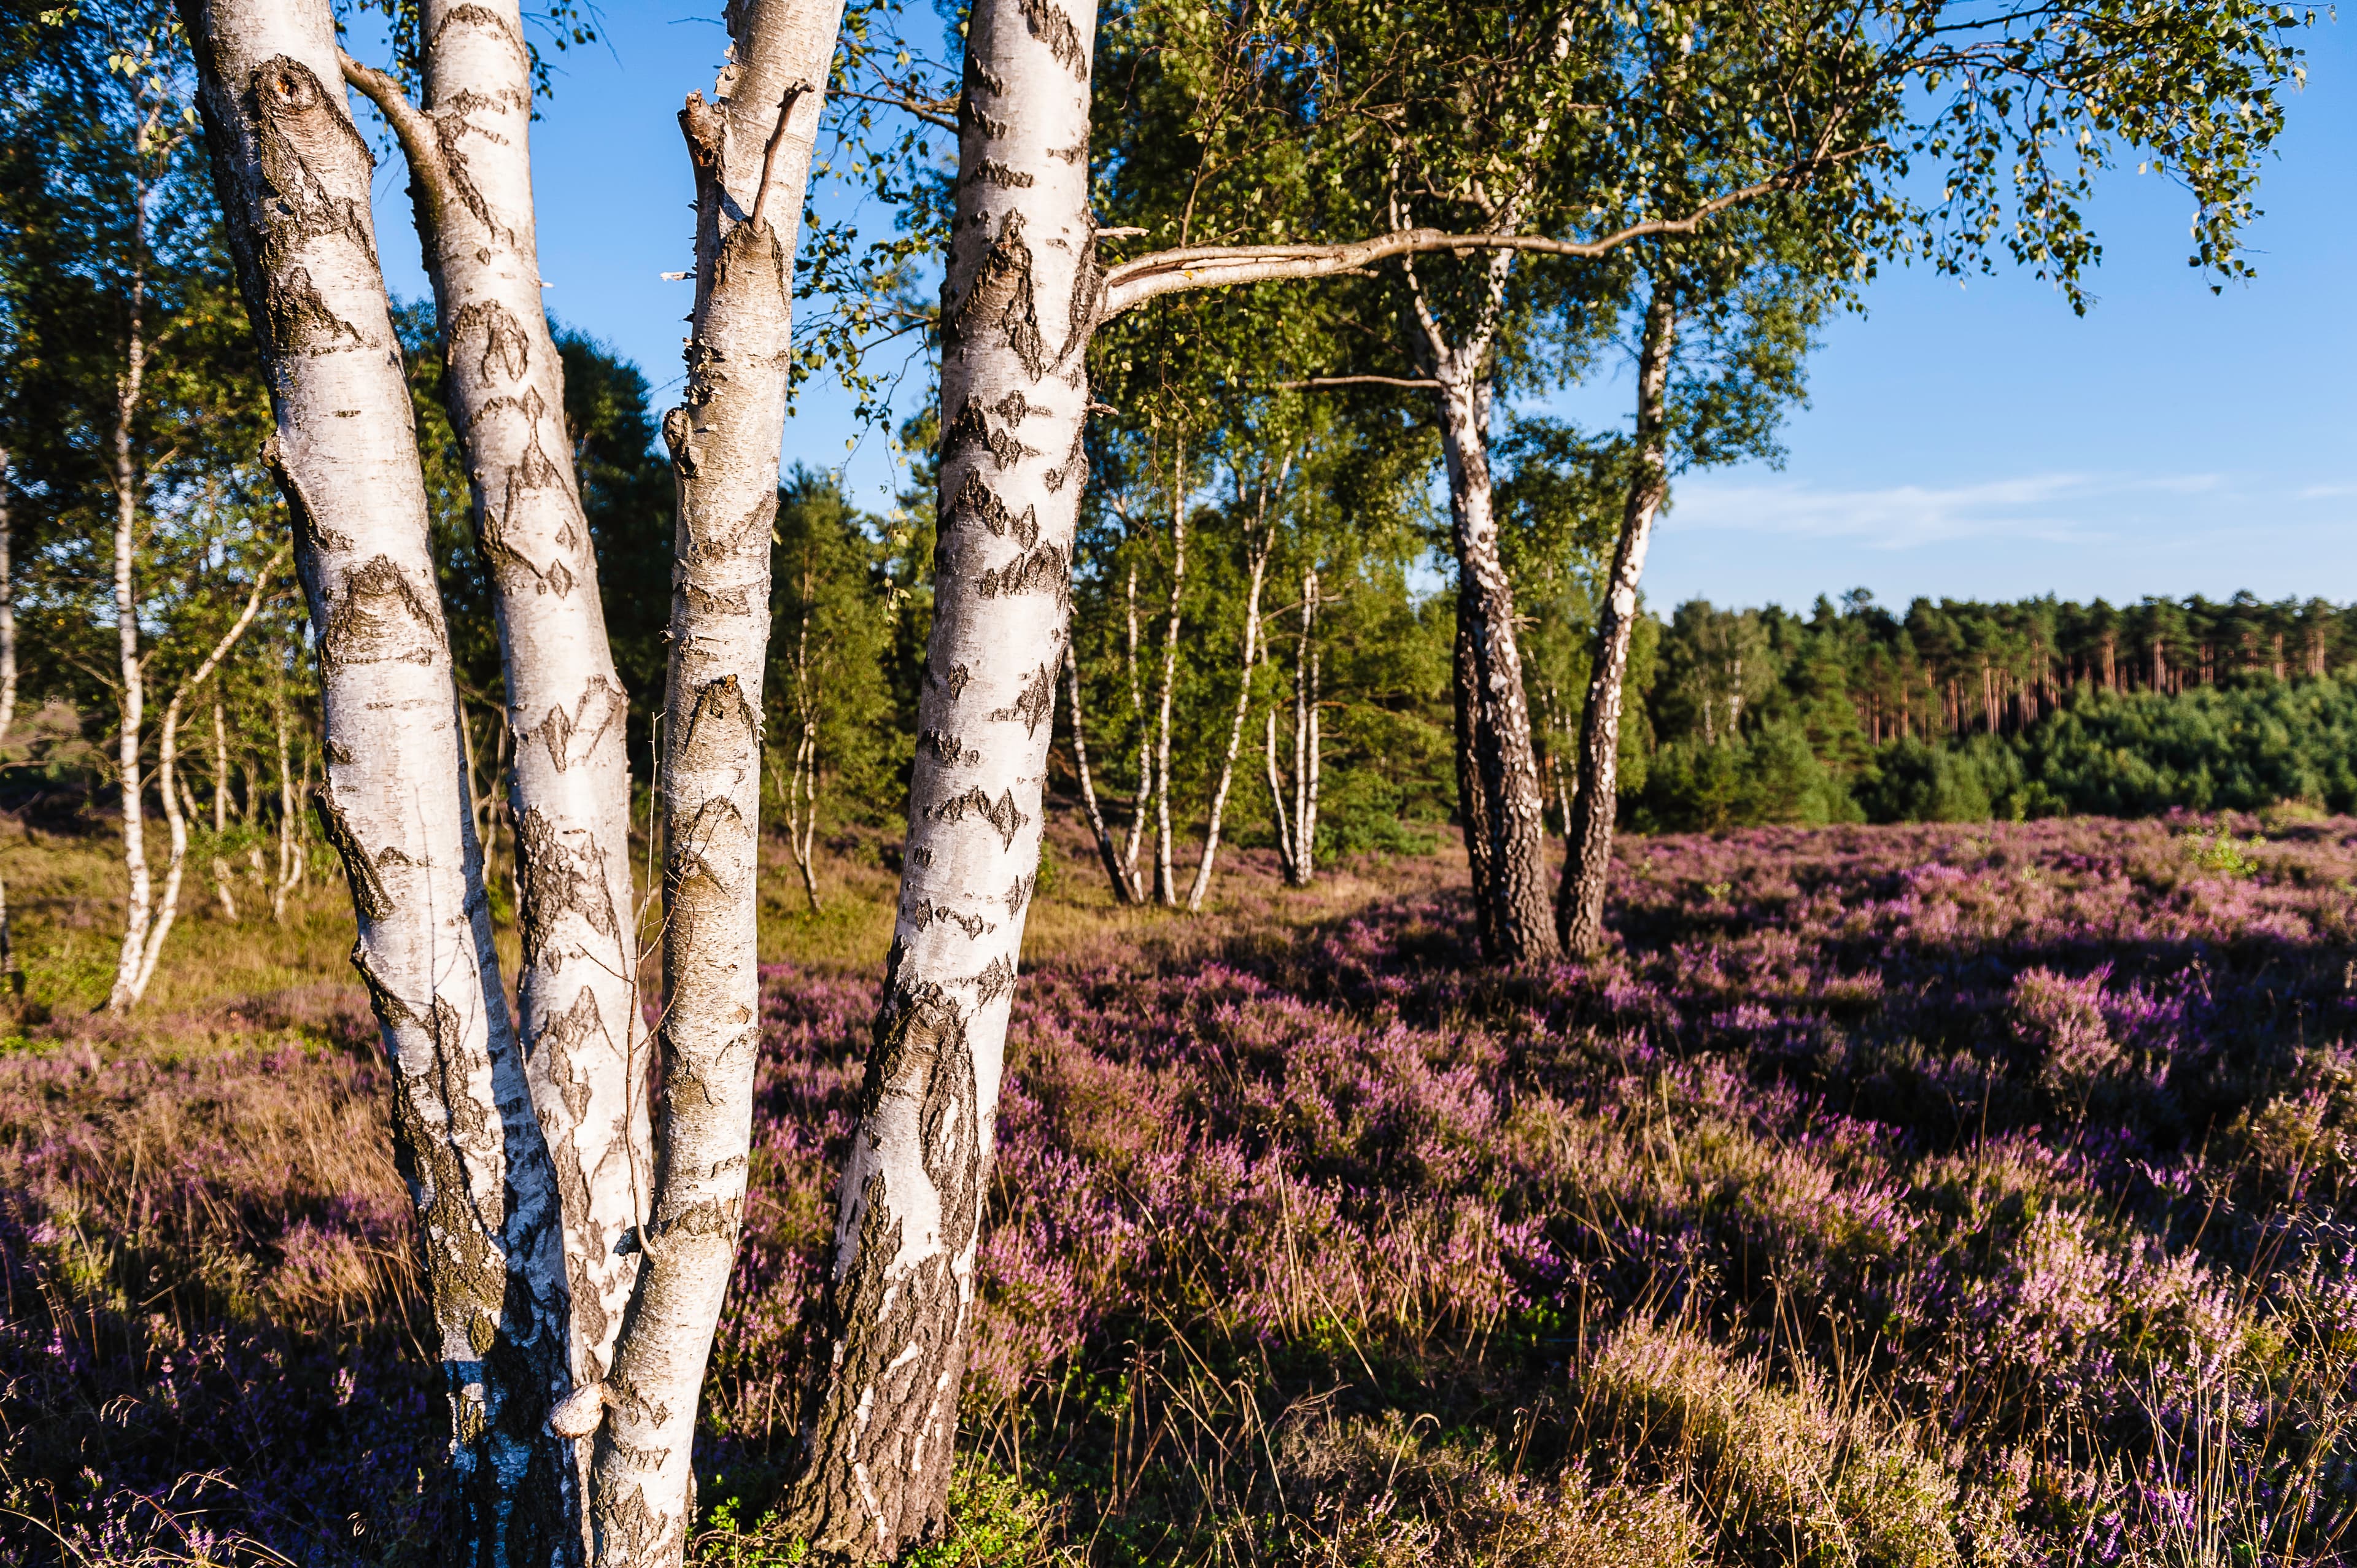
[1662, 471, 2227, 550]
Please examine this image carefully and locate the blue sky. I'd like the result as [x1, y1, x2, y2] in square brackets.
[362, 7, 2355, 615]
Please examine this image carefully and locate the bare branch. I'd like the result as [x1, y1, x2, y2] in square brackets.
[1099, 151, 1879, 320]
[1271, 374, 1441, 390]
[337, 50, 454, 209]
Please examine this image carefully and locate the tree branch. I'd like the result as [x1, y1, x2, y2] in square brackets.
[1271, 374, 1441, 390]
[337, 50, 455, 215]
[1099, 152, 1876, 320]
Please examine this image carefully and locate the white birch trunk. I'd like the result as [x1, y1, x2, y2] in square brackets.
[788, 0, 1100, 1548]
[0, 449, 16, 747]
[126, 554, 279, 1005]
[341, 1, 648, 1394]
[210, 693, 231, 833]
[179, 2, 575, 1554]
[1560, 285, 1676, 956]
[1118, 558, 1150, 896]
[1151, 452, 1186, 906]
[1184, 463, 1284, 913]
[270, 685, 294, 922]
[1265, 703, 1293, 878]
[584, 0, 842, 1556]
[106, 261, 152, 1016]
[1066, 643, 1132, 900]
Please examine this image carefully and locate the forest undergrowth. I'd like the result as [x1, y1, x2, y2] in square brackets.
[5, 811, 2357, 1566]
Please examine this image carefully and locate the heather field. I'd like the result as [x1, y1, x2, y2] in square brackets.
[8, 812, 2357, 1566]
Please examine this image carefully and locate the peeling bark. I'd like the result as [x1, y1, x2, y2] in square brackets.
[1558, 284, 1675, 956]
[786, 0, 1099, 1550]
[587, 0, 843, 1559]
[341, 0, 648, 1405]
[177, 1, 573, 1556]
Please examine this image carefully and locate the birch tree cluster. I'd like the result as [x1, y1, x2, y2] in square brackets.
[0, 0, 2316, 1559]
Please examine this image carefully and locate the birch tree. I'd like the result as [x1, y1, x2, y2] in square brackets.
[177, 0, 577, 1554]
[786, 0, 2304, 1541]
[339, 0, 650, 1407]
[579, 0, 846, 1556]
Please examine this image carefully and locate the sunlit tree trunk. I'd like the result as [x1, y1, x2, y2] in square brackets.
[1285, 570, 1321, 889]
[126, 556, 279, 1005]
[1559, 285, 1675, 956]
[341, 0, 648, 1403]
[786, 0, 1099, 1549]
[269, 679, 295, 924]
[780, 595, 822, 912]
[1151, 444, 1186, 906]
[106, 253, 152, 1015]
[1066, 643, 1134, 900]
[1185, 460, 1285, 912]
[179, 0, 574, 1555]
[1402, 245, 1555, 962]
[582, 1, 843, 1558]
[1118, 558, 1150, 896]
[0, 449, 16, 747]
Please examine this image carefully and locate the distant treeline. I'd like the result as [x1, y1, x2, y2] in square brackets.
[1612, 593, 2357, 832]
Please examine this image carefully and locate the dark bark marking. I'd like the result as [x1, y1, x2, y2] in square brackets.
[542, 985, 605, 1122]
[532, 676, 626, 773]
[1062, 226, 1105, 365]
[939, 662, 972, 700]
[263, 266, 366, 357]
[988, 661, 1056, 736]
[320, 556, 442, 669]
[1048, 139, 1087, 163]
[973, 159, 1034, 188]
[973, 954, 1014, 1009]
[961, 53, 1007, 101]
[261, 433, 353, 555]
[1017, 0, 1090, 76]
[908, 900, 989, 939]
[991, 392, 1039, 423]
[943, 469, 1039, 546]
[678, 674, 761, 774]
[451, 298, 530, 383]
[975, 543, 1069, 604]
[925, 786, 1027, 850]
[1004, 876, 1032, 917]
[943, 401, 1042, 473]
[943, 213, 1045, 379]
[246, 56, 377, 276]
[921, 730, 969, 766]
[516, 806, 620, 978]
[1043, 427, 1086, 493]
[313, 784, 392, 918]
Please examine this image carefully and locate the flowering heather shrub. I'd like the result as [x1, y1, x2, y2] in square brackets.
[9, 812, 2357, 1564]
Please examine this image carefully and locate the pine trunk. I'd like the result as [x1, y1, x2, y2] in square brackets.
[1436, 367, 1557, 964]
[786, 0, 1100, 1550]
[344, 0, 649, 1397]
[179, 1, 575, 1554]
[584, 1, 842, 1558]
[1558, 287, 1676, 956]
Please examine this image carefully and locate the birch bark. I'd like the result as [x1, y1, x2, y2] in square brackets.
[106, 257, 153, 1014]
[1432, 359, 1556, 963]
[1151, 449, 1186, 906]
[584, 0, 843, 1556]
[786, 0, 1101, 1548]
[341, 0, 648, 1397]
[0, 450, 15, 747]
[126, 552, 279, 1005]
[1065, 643, 1131, 898]
[1184, 459, 1284, 912]
[1558, 285, 1674, 954]
[177, 0, 574, 1554]
[1118, 558, 1150, 898]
